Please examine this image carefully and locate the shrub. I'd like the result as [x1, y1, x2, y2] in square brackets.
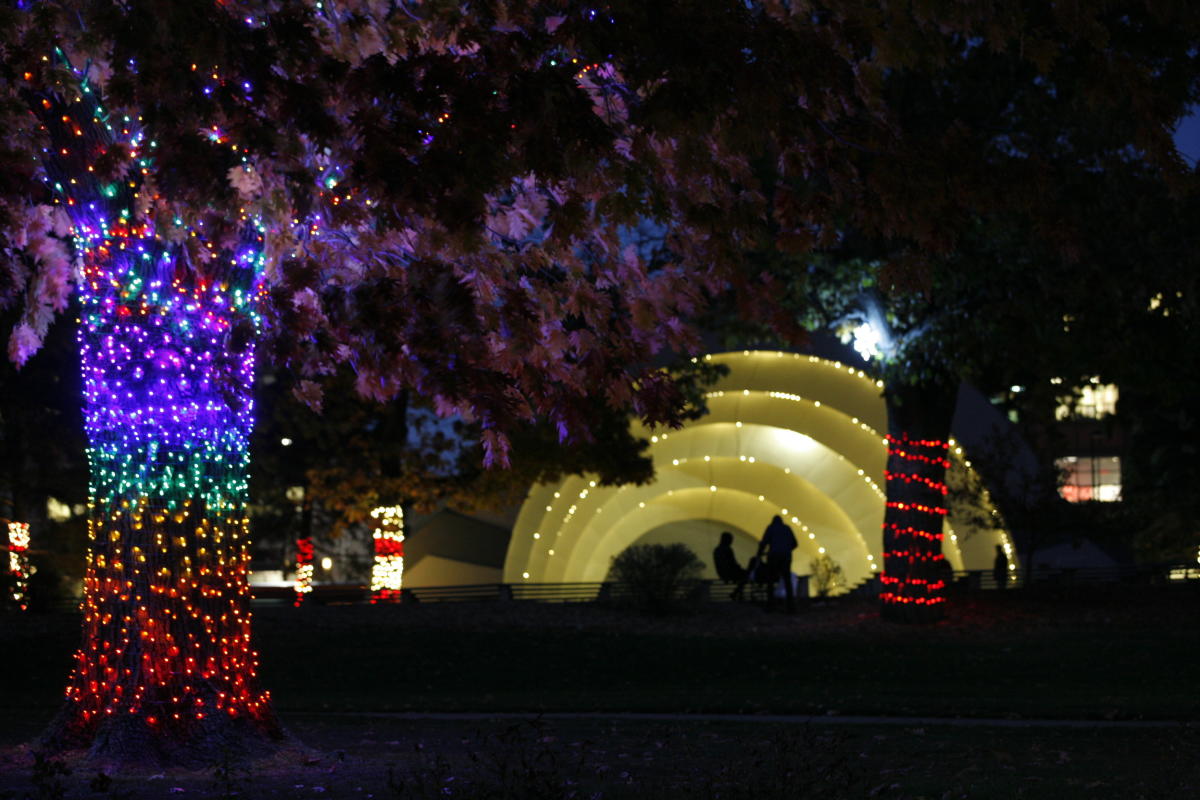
[809, 553, 845, 598]
[608, 543, 705, 614]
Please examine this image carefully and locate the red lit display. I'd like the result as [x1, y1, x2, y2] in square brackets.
[880, 434, 950, 610]
[293, 537, 314, 606]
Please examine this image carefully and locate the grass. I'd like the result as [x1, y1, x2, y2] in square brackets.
[1, 590, 1197, 719]
[0, 587, 1196, 797]
[265, 589, 1194, 719]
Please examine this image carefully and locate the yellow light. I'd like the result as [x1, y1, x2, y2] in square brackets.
[369, 505, 404, 598]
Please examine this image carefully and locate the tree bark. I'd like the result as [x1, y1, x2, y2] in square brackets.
[880, 379, 958, 623]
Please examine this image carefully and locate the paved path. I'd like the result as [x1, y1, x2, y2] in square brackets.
[292, 710, 1196, 729]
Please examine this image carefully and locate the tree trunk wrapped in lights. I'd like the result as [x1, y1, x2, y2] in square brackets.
[370, 505, 405, 602]
[33, 82, 281, 760]
[293, 537, 314, 606]
[880, 381, 957, 623]
[7, 521, 30, 611]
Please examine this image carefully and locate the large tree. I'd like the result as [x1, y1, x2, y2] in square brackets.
[0, 0, 854, 761]
[703, 4, 1200, 620]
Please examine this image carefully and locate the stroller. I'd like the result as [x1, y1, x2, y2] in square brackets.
[735, 555, 799, 605]
[732, 555, 774, 603]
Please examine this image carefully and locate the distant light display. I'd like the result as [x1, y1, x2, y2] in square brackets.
[31, 57, 273, 738]
[7, 522, 30, 611]
[293, 537, 314, 606]
[370, 505, 404, 602]
[880, 433, 949, 609]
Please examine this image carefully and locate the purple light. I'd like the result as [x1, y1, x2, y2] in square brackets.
[31, 79, 274, 738]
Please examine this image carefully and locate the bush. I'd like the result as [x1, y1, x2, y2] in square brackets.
[608, 543, 705, 614]
[809, 554, 845, 598]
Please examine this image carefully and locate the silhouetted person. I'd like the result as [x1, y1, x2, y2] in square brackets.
[937, 555, 955, 595]
[713, 531, 747, 600]
[993, 544, 1008, 590]
[762, 515, 799, 612]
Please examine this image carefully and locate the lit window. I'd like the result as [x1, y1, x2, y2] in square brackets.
[1056, 456, 1121, 502]
[1055, 383, 1118, 420]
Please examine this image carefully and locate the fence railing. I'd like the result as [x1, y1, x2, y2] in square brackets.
[953, 562, 1200, 592]
[249, 562, 1198, 606]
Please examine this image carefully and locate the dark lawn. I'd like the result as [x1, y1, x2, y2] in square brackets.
[1, 590, 1197, 719]
[0, 588, 1196, 798]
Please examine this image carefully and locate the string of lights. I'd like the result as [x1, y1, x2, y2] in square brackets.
[7, 522, 30, 611]
[881, 434, 950, 609]
[28, 55, 276, 741]
[883, 470, 950, 494]
[370, 505, 405, 602]
[293, 538, 314, 606]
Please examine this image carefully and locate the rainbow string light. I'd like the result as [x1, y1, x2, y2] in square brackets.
[30, 61, 276, 741]
[369, 505, 404, 602]
[293, 537, 314, 606]
[880, 434, 950, 609]
[7, 522, 30, 611]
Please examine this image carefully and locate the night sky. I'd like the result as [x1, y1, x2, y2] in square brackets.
[1175, 110, 1200, 164]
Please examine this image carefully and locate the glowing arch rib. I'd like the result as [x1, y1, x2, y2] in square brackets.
[682, 390, 889, 479]
[505, 351, 1011, 590]
[648, 426, 880, 522]
[685, 351, 888, 431]
[507, 482, 560, 579]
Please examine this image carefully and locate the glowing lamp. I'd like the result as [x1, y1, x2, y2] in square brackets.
[853, 323, 883, 361]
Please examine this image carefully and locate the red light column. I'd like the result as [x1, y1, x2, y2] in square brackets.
[880, 433, 951, 621]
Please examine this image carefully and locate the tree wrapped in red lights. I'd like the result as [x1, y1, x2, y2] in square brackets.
[877, 381, 958, 622]
[692, 4, 1200, 620]
[293, 537, 314, 606]
[880, 446, 950, 622]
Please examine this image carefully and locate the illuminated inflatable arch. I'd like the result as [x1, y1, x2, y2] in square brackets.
[504, 351, 1015, 592]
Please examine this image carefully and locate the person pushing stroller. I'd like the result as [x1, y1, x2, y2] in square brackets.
[759, 514, 799, 612]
